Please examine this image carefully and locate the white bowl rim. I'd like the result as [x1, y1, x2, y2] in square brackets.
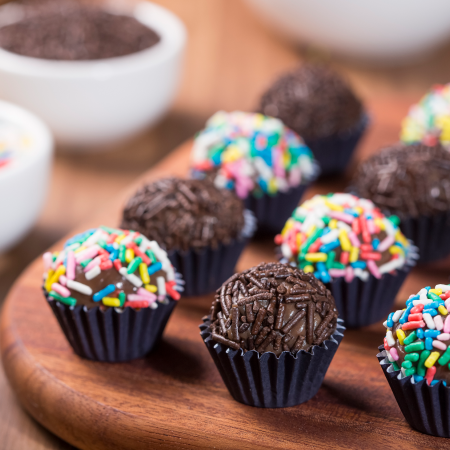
[0, 1, 187, 79]
[0, 99, 53, 181]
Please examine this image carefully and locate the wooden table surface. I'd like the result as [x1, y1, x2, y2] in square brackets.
[2, 0, 450, 448]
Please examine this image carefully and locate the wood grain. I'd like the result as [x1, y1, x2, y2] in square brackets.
[2, 121, 450, 448]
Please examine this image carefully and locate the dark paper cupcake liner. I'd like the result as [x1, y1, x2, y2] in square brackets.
[327, 267, 411, 328]
[45, 290, 177, 362]
[399, 211, 450, 264]
[167, 210, 256, 297]
[244, 183, 310, 237]
[377, 345, 450, 437]
[199, 317, 345, 408]
[304, 113, 369, 177]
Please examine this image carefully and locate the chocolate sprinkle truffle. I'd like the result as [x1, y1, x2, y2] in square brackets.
[258, 64, 363, 141]
[121, 177, 246, 252]
[352, 143, 450, 218]
[208, 262, 338, 356]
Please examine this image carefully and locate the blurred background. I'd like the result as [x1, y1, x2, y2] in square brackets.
[2, 0, 450, 447]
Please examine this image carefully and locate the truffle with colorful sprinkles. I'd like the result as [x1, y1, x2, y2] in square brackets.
[401, 83, 450, 148]
[43, 226, 181, 309]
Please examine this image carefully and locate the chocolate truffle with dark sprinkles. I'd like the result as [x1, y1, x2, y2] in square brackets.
[208, 262, 338, 356]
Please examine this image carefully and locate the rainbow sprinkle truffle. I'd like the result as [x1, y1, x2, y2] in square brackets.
[401, 84, 450, 148]
[276, 193, 414, 283]
[383, 284, 450, 386]
[191, 111, 317, 199]
[42, 226, 181, 309]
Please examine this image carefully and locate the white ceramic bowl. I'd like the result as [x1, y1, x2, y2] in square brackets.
[0, 100, 53, 253]
[0, 2, 186, 147]
[245, 0, 450, 63]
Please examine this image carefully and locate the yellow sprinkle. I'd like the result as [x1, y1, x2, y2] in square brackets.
[349, 247, 359, 263]
[425, 352, 440, 369]
[102, 297, 121, 307]
[324, 200, 343, 212]
[268, 177, 277, 195]
[305, 253, 327, 262]
[430, 289, 442, 295]
[436, 116, 450, 142]
[306, 225, 316, 237]
[115, 234, 127, 244]
[74, 246, 86, 254]
[438, 305, 448, 316]
[222, 145, 242, 163]
[389, 245, 404, 257]
[139, 263, 150, 285]
[281, 219, 294, 235]
[49, 265, 66, 288]
[145, 284, 158, 293]
[329, 219, 338, 229]
[304, 265, 314, 273]
[125, 248, 134, 264]
[354, 207, 363, 215]
[338, 229, 352, 252]
[396, 329, 406, 346]
[44, 269, 55, 292]
[296, 233, 304, 248]
[374, 218, 385, 230]
[395, 230, 409, 248]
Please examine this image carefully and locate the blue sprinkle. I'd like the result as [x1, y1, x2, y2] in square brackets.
[413, 374, 424, 383]
[105, 244, 115, 254]
[423, 308, 438, 317]
[399, 305, 413, 324]
[344, 208, 358, 217]
[416, 328, 424, 339]
[425, 337, 433, 350]
[387, 313, 394, 328]
[322, 227, 331, 236]
[426, 302, 440, 309]
[351, 261, 366, 269]
[424, 329, 440, 338]
[430, 380, 440, 386]
[93, 284, 115, 302]
[425, 286, 431, 291]
[444, 381, 448, 387]
[320, 240, 340, 253]
[109, 250, 118, 262]
[409, 294, 420, 301]
[147, 262, 163, 276]
[317, 262, 331, 283]
[372, 238, 380, 250]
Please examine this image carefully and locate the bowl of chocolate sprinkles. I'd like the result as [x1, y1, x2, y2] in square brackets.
[351, 143, 450, 263]
[200, 262, 345, 408]
[0, 0, 186, 146]
[121, 177, 256, 296]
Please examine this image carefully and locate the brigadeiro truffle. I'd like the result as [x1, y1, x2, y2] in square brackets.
[351, 143, 450, 263]
[378, 283, 450, 437]
[42, 226, 182, 362]
[199, 262, 345, 407]
[276, 193, 418, 328]
[121, 177, 256, 296]
[190, 111, 318, 236]
[258, 64, 368, 176]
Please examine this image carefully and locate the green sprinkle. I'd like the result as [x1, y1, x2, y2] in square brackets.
[404, 368, 416, 377]
[119, 292, 126, 308]
[119, 244, 126, 263]
[405, 341, 425, 353]
[401, 361, 413, 369]
[403, 331, 417, 345]
[48, 291, 77, 307]
[135, 236, 143, 245]
[299, 261, 309, 269]
[417, 350, 431, 376]
[97, 239, 107, 249]
[80, 259, 92, 268]
[127, 256, 142, 274]
[302, 228, 322, 253]
[405, 353, 420, 362]
[331, 262, 346, 270]
[52, 254, 58, 262]
[438, 347, 450, 366]
[428, 292, 441, 302]
[100, 226, 124, 235]
[392, 361, 400, 371]
[322, 217, 330, 225]
[146, 250, 157, 264]
[326, 251, 336, 270]
[388, 215, 400, 226]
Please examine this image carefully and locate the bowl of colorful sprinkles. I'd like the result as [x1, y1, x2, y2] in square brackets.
[191, 111, 319, 236]
[0, 99, 53, 253]
[378, 284, 450, 437]
[276, 193, 418, 328]
[42, 226, 183, 362]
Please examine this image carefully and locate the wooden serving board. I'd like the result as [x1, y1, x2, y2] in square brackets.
[2, 98, 450, 449]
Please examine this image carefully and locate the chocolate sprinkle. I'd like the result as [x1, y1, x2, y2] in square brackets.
[209, 262, 338, 356]
[121, 177, 245, 252]
[258, 64, 363, 140]
[352, 143, 450, 218]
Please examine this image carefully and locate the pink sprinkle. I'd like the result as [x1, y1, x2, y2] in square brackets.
[288, 166, 301, 187]
[66, 251, 76, 280]
[435, 315, 444, 331]
[446, 298, 450, 310]
[51, 283, 71, 297]
[366, 219, 376, 235]
[43, 252, 53, 271]
[348, 231, 361, 248]
[344, 266, 354, 283]
[329, 269, 346, 278]
[433, 340, 447, 351]
[84, 256, 102, 273]
[75, 245, 100, 263]
[444, 316, 450, 333]
[329, 211, 354, 224]
[437, 333, 450, 341]
[59, 275, 67, 286]
[128, 294, 156, 303]
[137, 288, 157, 301]
[367, 260, 381, 279]
[377, 235, 395, 253]
[389, 347, 399, 361]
